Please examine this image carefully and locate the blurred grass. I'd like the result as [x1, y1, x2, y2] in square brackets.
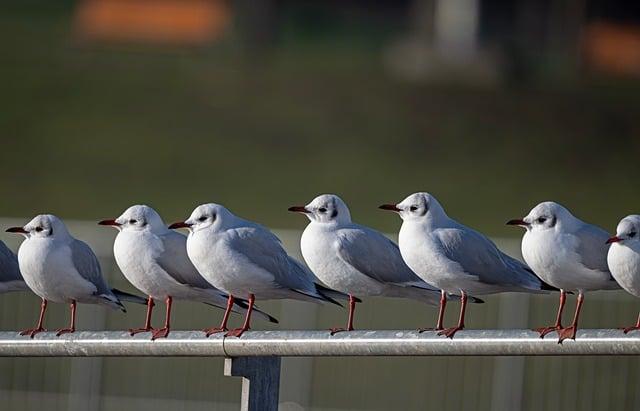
[1, 2, 639, 240]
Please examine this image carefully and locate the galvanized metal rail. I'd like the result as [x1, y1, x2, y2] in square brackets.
[1, 329, 638, 410]
[0, 329, 639, 357]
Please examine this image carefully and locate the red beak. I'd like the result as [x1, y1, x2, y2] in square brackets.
[288, 206, 309, 214]
[379, 204, 401, 212]
[98, 219, 121, 227]
[506, 219, 529, 227]
[169, 221, 192, 230]
[5, 227, 27, 234]
[606, 236, 622, 244]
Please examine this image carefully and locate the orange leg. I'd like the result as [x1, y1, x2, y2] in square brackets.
[130, 296, 155, 336]
[151, 296, 172, 340]
[20, 298, 48, 338]
[418, 290, 447, 332]
[534, 290, 566, 338]
[204, 295, 235, 337]
[558, 292, 584, 343]
[226, 294, 254, 338]
[329, 294, 357, 335]
[622, 312, 640, 334]
[55, 300, 77, 336]
[438, 291, 467, 339]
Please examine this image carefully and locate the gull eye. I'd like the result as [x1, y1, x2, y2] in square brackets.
[35, 227, 43, 232]
[129, 219, 137, 224]
[198, 216, 207, 222]
[409, 206, 418, 212]
[537, 217, 547, 224]
[318, 207, 327, 213]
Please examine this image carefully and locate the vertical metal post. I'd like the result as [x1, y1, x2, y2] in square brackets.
[224, 357, 281, 411]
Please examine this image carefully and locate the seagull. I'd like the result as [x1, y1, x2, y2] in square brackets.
[0, 240, 28, 293]
[289, 194, 479, 334]
[170, 203, 346, 337]
[99, 205, 277, 339]
[606, 214, 640, 333]
[6, 214, 145, 338]
[381, 192, 554, 338]
[508, 201, 620, 342]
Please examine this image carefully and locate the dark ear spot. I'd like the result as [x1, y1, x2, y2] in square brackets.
[330, 209, 338, 218]
[418, 201, 428, 217]
[549, 216, 557, 227]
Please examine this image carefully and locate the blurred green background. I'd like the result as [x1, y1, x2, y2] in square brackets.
[1, 0, 640, 410]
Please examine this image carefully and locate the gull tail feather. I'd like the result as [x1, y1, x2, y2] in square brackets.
[315, 283, 362, 306]
[539, 280, 560, 292]
[110, 288, 147, 312]
[445, 292, 484, 304]
[234, 299, 279, 324]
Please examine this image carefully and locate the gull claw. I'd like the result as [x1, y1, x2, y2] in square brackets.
[225, 327, 249, 338]
[417, 327, 443, 333]
[329, 327, 353, 335]
[19, 327, 46, 339]
[557, 326, 577, 344]
[151, 327, 170, 340]
[622, 326, 640, 334]
[129, 327, 155, 336]
[203, 327, 227, 337]
[437, 326, 464, 339]
[55, 328, 75, 337]
[533, 325, 562, 338]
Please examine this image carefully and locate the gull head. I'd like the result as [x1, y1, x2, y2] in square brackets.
[288, 194, 352, 225]
[99, 205, 165, 233]
[607, 215, 640, 245]
[379, 192, 447, 223]
[6, 214, 69, 239]
[169, 203, 232, 233]
[507, 201, 575, 232]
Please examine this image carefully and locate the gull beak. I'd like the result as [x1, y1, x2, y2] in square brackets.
[506, 219, 529, 227]
[379, 204, 401, 212]
[606, 236, 622, 244]
[98, 219, 121, 227]
[5, 227, 27, 234]
[169, 221, 192, 230]
[288, 206, 310, 214]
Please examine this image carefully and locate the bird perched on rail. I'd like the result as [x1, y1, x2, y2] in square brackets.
[508, 201, 620, 342]
[170, 203, 348, 337]
[6, 214, 145, 337]
[0, 240, 28, 294]
[99, 205, 277, 340]
[289, 194, 479, 334]
[606, 214, 640, 333]
[381, 192, 554, 338]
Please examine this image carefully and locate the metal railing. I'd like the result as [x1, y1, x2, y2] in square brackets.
[1, 330, 639, 357]
[1, 329, 639, 410]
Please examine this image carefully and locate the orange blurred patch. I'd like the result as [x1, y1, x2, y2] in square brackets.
[583, 22, 640, 77]
[75, 0, 230, 45]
